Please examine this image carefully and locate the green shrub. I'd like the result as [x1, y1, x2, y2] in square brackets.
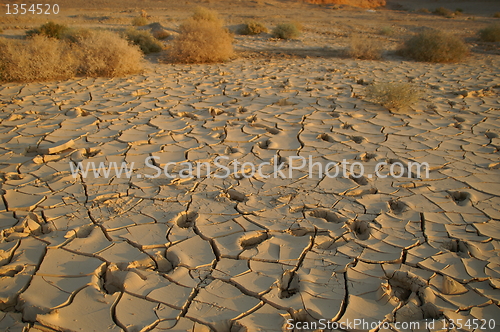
[272, 22, 301, 39]
[479, 24, 500, 42]
[0, 35, 76, 82]
[400, 29, 469, 63]
[365, 82, 421, 111]
[26, 21, 69, 39]
[132, 16, 149, 26]
[124, 28, 163, 54]
[74, 30, 143, 77]
[239, 21, 268, 35]
[168, 16, 233, 64]
[346, 34, 382, 60]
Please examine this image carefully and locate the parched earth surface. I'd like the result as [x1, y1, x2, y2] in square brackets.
[0, 53, 499, 331]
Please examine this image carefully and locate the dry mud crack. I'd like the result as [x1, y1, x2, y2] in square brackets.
[0, 56, 499, 331]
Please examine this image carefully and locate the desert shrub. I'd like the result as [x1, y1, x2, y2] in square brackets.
[192, 7, 223, 25]
[434, 7, 454, 17]
[0, 35, 77, 82]
[365, 82, 421, 111]
[74, 30, 143, 77]
[479, 24, 500, 42]
[379, 26, 394, 36]
[62, 27, 94, 43]
[417, 8, 431, 14]
[494, 12, 500, 18]
[239, 21, 268, 35]
[26, 21, 69, 39]
[400, 29, 468, 63]
[153, 29, 170, 40]
[168, 17, 233, 64]
[272, 22, 301, 39]
[346, 35, 383, 60]
[124, 28, 163, 54]
[132, 16, 149, 26]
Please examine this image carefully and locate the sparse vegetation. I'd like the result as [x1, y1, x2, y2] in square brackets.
[433, 7, 454, 17]
[0, 35, 76, 82]
[494, 12, 500, 18]
[26, 21, 69, 39]
[365, 82, 421, 111]
[167, 8, 233, 64]
[400, 29, 469, 63]
[124, 28, 163, 54]
[479, 24, 500, 42]
[417, 8, 431, 14]
[272, 22, 301, 40]
[62, 27, 94, 43]
[346, 35, 383, 60]
[379, 26, 394, 36]
[75, 30, 143, 77]
[191, 6, 223, 25]
[132, 16, 149, 26]
[0, 29, 143, 82]
[153, 29, 170, 40]
[239, 21, 268, 35]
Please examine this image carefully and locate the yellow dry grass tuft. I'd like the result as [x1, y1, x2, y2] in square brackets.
[365, 82, 421, 111]
[272, 22, 301, 39]
[239, 21, 268, 35]
[400, 29, 468, 63]
[167, 8, 233, 64]
[75, 30, 144, 77]
[0, 35, 76, 82]
[124, 28, 163, 54]
[132, 16, 149, 26]
[479, 24, 500, 42]
[346, 34, 383, 60]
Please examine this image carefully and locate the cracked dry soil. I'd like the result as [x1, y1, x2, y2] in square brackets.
[0, 53, 499, 331]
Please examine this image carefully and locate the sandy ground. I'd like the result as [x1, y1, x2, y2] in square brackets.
[1, 1, 500, 331]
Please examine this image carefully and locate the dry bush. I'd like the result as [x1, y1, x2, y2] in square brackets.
[434, 7, 454, 17]
[479, 24, 500, 42]
[346, 35, 383, 60]
[379, 26, 394, 36]
[124, 28, 163, 54]
[192, 7, 223, 25]
[239, 21, 268, 35]
[0, 35, 77, 82]
[494, 12, 500, 18]
[400, 29, 469, 63]
[132, 16, 149, 26]
[365, 82, 421, 111]
[74, 30, 143, 77]
[168, 18, 233, 63]
[272, 22, 301, 39]
[153, 29, 170, 40]
[26, 21, 68, 39]
[62, 27, 94, 43]
[417, 8, 431, 14]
